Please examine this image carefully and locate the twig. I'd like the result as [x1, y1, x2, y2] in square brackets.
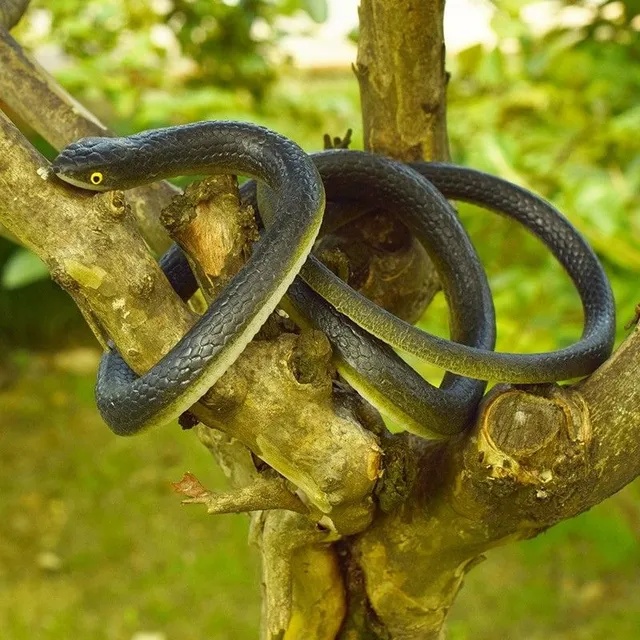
[0, 27, 176, 253]
[173, 472, 309, 515]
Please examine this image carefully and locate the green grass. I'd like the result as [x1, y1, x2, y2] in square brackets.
[0, 356, 260, 639]
[1, 355, 638, 639]
[449, 488, 640, 640]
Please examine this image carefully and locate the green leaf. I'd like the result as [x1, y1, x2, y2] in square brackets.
[302, 0, 328, 23]
[1, 249, 50, 289]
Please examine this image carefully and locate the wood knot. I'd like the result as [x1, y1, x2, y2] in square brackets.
[129, 273, 154, 298]
[108, 191, 129, 218]
[476, 384, 591, 482]
[487, 392, 562, 456]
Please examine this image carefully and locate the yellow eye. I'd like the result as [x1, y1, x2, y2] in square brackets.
[90, 172, 104, 185]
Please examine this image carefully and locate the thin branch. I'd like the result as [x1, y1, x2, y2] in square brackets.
[173, 472, 309, 515]
[0, 0, 30, 30]
[356, 0, 449, 161]
[0, 26, 109, 146]
[0, 27, 177, 253]
[0, 110, 194, 368]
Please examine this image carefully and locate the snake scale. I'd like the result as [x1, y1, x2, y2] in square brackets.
[51, 121, 616, 438]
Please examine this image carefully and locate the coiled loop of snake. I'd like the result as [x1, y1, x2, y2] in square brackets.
[51, 123, 616, 438]
[299, 154, 616, 384]
[234, 152, 615, 436]
[51, 121, 325, 435]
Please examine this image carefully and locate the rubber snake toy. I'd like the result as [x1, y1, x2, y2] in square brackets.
[50, 121, 616, 439]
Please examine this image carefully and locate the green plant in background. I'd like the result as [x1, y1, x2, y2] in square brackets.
[19, 0, 328, 108]
[444, 0, 640, 355]
[1, 248, 48, 290]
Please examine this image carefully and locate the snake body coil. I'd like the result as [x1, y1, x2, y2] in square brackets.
[51, 122, 616, 438]
[51, 121, 325, 434]
[300, 155, 615, 383]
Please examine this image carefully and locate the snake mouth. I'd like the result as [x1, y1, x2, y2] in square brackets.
[50, 169, 110, 192]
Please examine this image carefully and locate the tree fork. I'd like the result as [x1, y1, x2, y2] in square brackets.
[346, 2, 640, 638]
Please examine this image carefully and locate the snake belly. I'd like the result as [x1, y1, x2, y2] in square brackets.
[51, 122, 325, 435]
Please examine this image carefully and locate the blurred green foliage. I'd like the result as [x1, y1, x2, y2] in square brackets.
[19, 0, 327, 104]
[1, 248, 49, 290]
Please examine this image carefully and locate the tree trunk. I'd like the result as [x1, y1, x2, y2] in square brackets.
[340, 2, 640, 638]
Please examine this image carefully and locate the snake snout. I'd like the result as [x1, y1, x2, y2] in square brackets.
[51, 136, 141, 190]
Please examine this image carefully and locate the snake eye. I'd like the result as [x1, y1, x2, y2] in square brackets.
[90, 172, 104, 185]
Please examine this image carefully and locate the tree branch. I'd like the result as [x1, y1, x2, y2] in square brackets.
[318, 0, 451, 327]
[0, 0, 29, 30]
[0, 27, 176, 254]
[318, 132, 439, 323]
[165, 177, 382, 636]
[257, 510, 345, 639]
[157, 172, 382, 533]
[356, 0, 449, 160]
[0, 111, 194, 361]
[173, 472, 309, 515]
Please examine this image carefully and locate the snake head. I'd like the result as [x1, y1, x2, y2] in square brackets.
[51, 136, 143, 191]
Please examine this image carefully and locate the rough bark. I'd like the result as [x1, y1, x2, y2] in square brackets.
[160, 173, 382, 639]
[356, 0, 449, 160]
[351, 333, 640, 638]
[0, 111, 194, 364]
[314, 0, 450, 325]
